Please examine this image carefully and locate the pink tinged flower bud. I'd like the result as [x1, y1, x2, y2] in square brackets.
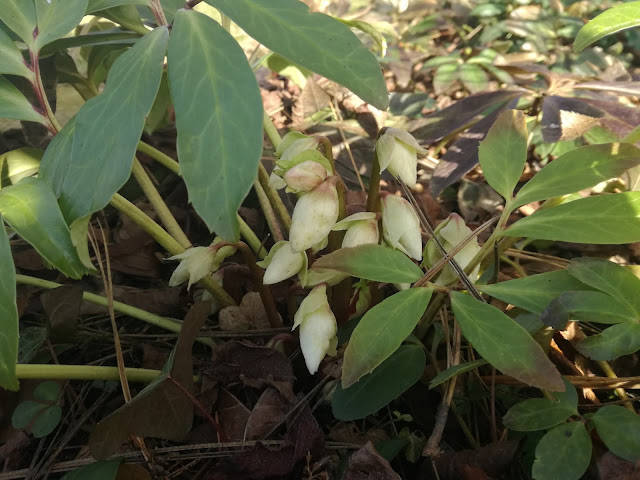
[292, 284, 338, 375]
[332, 212, 379, 248]
[257, 241, 307, 285]
[283, 160, 328, 194]
[424, 213, 481, 285]
[381, 195, 423, 261]
[376, 128, 427, 187]
[289, 177, 340, 253]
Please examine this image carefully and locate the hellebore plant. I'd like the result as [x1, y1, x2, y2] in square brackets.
[375, 128, 428, 187]
[168, 238, 237, 289]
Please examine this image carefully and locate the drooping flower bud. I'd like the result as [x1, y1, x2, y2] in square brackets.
[292, 284, 338, 374]
[304, 267, 348, 288]
[257, 241, 308, 285]
[289, 177, 340, 253]
[381, 195, 422, 260]
[168, 237, 237, 289]
[424, 213, 481, 285]
[274, 132, 318, 160]
[332, 212, 379, 248]
[283, 160, 328, 194]
[270, 135, 330, 191]
[375, 127, 427, 187]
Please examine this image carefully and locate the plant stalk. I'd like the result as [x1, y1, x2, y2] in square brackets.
[16, 364, 164, 382]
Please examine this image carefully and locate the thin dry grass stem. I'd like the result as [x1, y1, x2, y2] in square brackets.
[504, 248, 570, 269]
[329, 99, 365, 191]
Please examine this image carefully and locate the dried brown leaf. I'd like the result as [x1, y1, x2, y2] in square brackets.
[343, 442, 401, 480]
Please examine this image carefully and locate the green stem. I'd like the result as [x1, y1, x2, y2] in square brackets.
[254, 179, 284, 243]
[258, 163, 292, 232]
[137, 141, 180, 175]
[15, 274, 214, 348]
[29, 50, 62, 134]
[131, 157, 192, 249]
[465, 202, 513, 276]
[263, 110, 281, 149]
[366, 153, 381, 212]
[239, 214, 268, 259]
[16, 364, 164, 382]
[110, 194, 236, 307]
[148, 0, 167, 25]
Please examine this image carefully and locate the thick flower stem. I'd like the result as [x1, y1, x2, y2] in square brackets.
[254, 179, 284, 243]
[258, 163, 292, 232]
[263, 110, 281, 149]
[15, 274, 215, 348]
[366, 153, 382, 213]
[16, 364, 165, 382]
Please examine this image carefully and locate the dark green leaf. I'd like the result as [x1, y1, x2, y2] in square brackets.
[333, 345, 425, 420]
[41, 27, 168, 225]
[577, 322, 640, 361]
[0, 27, 33, 78]
[0, 148, 42, 189]
[450, 291, 564, 391]
[18, 326, 47, 363]
[478, 270, 590, 315]
[207, 0, 388, 110]
[34, 380, 61, 402]
[532, 422, 591, 480]
[12, 401, 47, 429]
[567, 257, 640, 317]
[168, 10, 262, 241]
[502, 192, 640, 244]
[34, 0, 88, 51]
[478, 109, 527, 200]
[87, 0, 148, 13]
[0, 216, 19, 391]
[459, 63, 489, 94]
[0, 76, 46, 124]
[0, 178, 88, 278]
[312, 245, 424, 284]
[541, 291, 636, 329]
[41, 32, 141, 56]
[342, 288, 432, 388]
[61, 459, 122, 480]
[574, 2, 640, 52]
[515, 143, 640, 207]
[433, 63, 458, 94]
[0, 0, 36, 47]
[429, 359, 487, 389]
[591, 405, 640, 462]
[31, 404, 62, 437]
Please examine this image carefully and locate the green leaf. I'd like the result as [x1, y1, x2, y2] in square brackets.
[532, 422, 591, 480]
[450, 291, 564, 391]
[574, 1, 640, 52]
[567, 257, 640, 317]
[433, 63, 458, 94]
[41, 27, 168, 225]
[41, 32, 141, 56]
[515, 143, 640, 207]
[0, 216, 19, 391]
[459, 63, 489, 94]
[478, 109, 527, 200]
[34, 0, 88, 51]
[541, 291, 637, 329]
[591, 405, 640, 462]
[0, 76, 46, 124]
[34, 380, 61, 401]
[168, 10, 262, 241]
[206, 0, 388, 110]
[61, 459, 122, 480]
[429, 359, 487, 389]
[0, 0, 36, 47]
[333, 345, 425, 420]
[576, 322, 640, 361]
[422, 56, 460, 69]
[311, 245, 424, 284]
[88, 0, 148, 13]
[478, 270, 590, 315]
[0, 27, 33, 78]
[342, 288, 432, 388]
[502, 192, 640, 244]
[504, 380, 578, 431]
[0, 148, 42, 190]
[31, 404, 62, 437]
[0, 178, 89, 278]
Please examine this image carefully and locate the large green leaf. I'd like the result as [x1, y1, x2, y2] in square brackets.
[342, 288, 432, 388]
[531, 422, 592, 480]
[206, 0, 388, 110]
[33, 0, 88, 51]
[0, 76, 46, 124]
[450, 292, 564, 391]
[478, 270, 590, 315]
[333, 345, 425, 420]
[541, 291, 636, 329]
[567, 257, 640, 317]
[311, 245, 424, 284]
[478, 109, 527, 200]
[503, 379, 578, 431]
[574, 1, 640, 52]
[576, 322, 640, 361]
[502, 192, 640, 244]
[40, 27, 168, 225]
[515, 143, 640, 207]
[0, 216, 19, 391]
[0, 148, 42, 189]
[0, 0, 36, 47]
[0, 27, 33, 78]
[591, 405, 640, 462]
[168, 10, 262, 241]
[87, 0, 148, 13]
[0, 178, 89, 278]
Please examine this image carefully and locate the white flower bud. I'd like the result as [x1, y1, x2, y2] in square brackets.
[289, 177, 339, 253]
[257, 241, 308, 285]
[376, 128, 427, 187]
[283, 160, 328, 194]
[332, 212, 379, 248]
[292, 284, 338, 374]
[381, 195, 422, 261]
[424, 213, 481, 285]
[168, 238, 236, 289]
